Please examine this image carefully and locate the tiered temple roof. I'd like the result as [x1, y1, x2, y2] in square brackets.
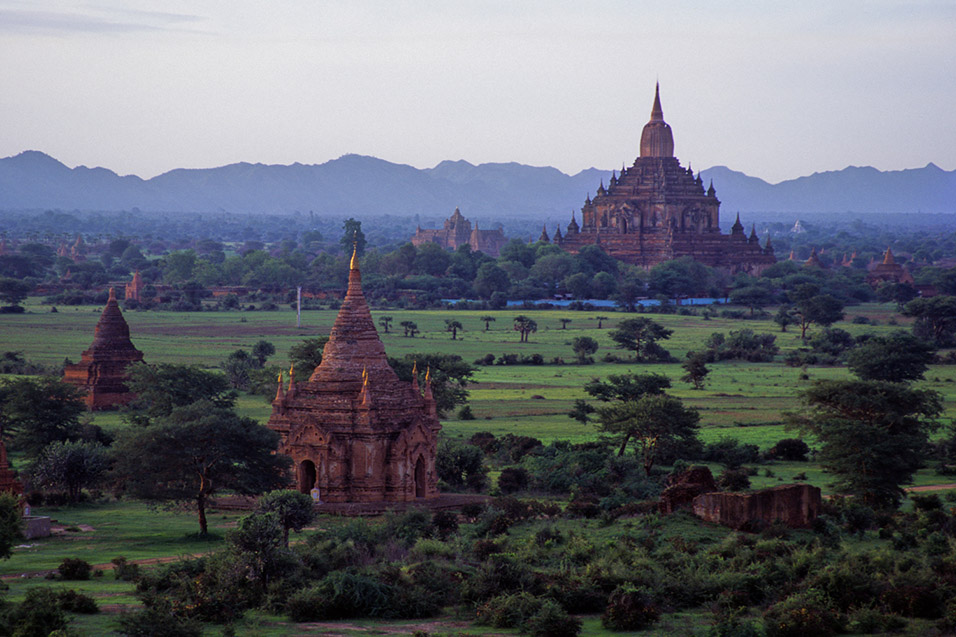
[63, 288, 144, 410]
[267, 247, 441, 503]
[556, 84, 775, 275]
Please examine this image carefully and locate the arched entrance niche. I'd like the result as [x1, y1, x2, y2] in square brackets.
[414, 456, 426, 498]
[298, 459, 316, 494]
[621, 217, 628, 234]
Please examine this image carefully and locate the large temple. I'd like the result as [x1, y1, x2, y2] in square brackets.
[266, 247, 441, 503]
[63, 287, 145, 410]
[411, 208, 508, 257]
[556, 85, 775, 275]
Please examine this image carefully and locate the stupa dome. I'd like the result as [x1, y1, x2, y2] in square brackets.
[639, 83, 675, 158]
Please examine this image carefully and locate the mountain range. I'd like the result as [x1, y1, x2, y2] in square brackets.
[1, 151, 953, 220]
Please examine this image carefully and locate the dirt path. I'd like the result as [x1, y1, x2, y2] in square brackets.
[906, 483, 956, 493]
[1, 553, 207, 581]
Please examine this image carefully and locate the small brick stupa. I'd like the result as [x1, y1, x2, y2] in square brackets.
[867, 247, 914, 287]
[267, 247, 441, 503]
[63, 287, 145, 410]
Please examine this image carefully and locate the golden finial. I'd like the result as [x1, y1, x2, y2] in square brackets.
[425, 366, 431, 384]
[278, 371, 283, 384]
[412, 361, 418, 377]
[350, 241, 359, 270]
[289, 363, 294, 377]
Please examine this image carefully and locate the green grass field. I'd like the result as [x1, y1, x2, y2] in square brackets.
[3, 299, 956, 634]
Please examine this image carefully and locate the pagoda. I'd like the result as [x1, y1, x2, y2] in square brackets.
[266, 247, 441, 502]
[556, 84, 775, 275]
[866, 247, 914, 287]
[63, 288, 145, 410]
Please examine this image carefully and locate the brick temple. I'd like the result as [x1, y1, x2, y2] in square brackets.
[411, 207, 508, 257]
[557, 84, 775, 274]
[267, 247, 441, 503]
[63, 287, 144, 410]
[866, 247, 914, 287]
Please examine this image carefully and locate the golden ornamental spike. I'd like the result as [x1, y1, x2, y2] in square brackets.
[425, 366, 431, 384]
[350, 240, 359, 270]
[278, 371, 283, 384]
[412, 361, 418, 377]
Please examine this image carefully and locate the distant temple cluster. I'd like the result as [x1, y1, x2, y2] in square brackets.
[411, 208, 508, 257]
[790, 246, 916, 288]
[552, 85, 775, 275]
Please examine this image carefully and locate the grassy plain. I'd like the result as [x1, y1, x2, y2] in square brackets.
[2, 299, 955, 635]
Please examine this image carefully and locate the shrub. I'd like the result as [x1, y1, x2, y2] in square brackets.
[476, 591, 542, 628]
[457, 405, 475, 420]
[768, 438, 810, 461]
[524, 599, 582, 637]
[498, 467, 530, 494]
[763, 590, 843, 637]
[285, 572, 393, 621]
[117, 602, 203, 637]
[847, 607, 906, 634]
[56, 588, 99, 614]
[57, 558, 93, 581]
[111, 556, 141, 581]
[717, 469, 751, 492]
[431, 510, 459, 539]
[7, 587, 69, 636]
[601, 584, 660, 631]
[704, 437, 760, 468]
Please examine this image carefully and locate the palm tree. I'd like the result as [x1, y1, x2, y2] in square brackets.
[513, 315, 538, 342]
[378, 315, 393, 333]
[400, 320, 418, 337]
[480, 315, 496, 331]
[559, 318, 572, 330]
[595, 316, 609, 329]
[445, 319, 463, 340]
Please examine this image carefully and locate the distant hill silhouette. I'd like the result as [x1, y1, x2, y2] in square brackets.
[1, 150, 953, 217]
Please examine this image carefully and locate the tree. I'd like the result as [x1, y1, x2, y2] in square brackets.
[436, 438, 487, 491]
[790, 285, 844, 339]
[112, 401, 290, 534]
[31, 440, 109, 503]
[0, 377, 85, 458]
[480, 316, 496, 331]
[513, 315, 538, 342]
[773, 305, 795, 332]
[0, 277, 32, 307]
[729, 285, 774, 316]
[788, 380, 941, 508]
[400, 320, 419, 337]
[222, 349, 256, 390]
[251, 340, 275, 368]
[340, 218, 366, 256]
[681, 352, 710, 390]
[876, 282, 919, 310]
[609, 317, 674, 362]
[125, 364, 236, 421]
[474, 262, 511, 299]
[571, 336, 599, 364]
[846, 332, 936, 383]
[594, 316, 609, 329]
[559, 318, 572, 330]
[388, 354, 476, 417]
[594, 395, 699, 472]
[902, 296, 956, 345]
[289, 337, 328, 374]
[0, 492, 23, 560]
[378, 315, 393, 334]
[255, 489, 316, 547]
[445, 319, 463, 340]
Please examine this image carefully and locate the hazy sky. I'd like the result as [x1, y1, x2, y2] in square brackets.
[1, 1, 954, 183]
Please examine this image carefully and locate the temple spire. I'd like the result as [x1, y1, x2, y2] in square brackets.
[650, 82, 664, 121]
[275, 371, 285, 402]
[350, 242, 359, 270]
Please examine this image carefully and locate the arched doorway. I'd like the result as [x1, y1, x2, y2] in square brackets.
[621, 217, 628, 234]
[298, 460, 316, 494]
[414, 456, 426, 498]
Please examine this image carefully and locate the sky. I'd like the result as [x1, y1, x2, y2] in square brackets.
[1, 1, 954, 184]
